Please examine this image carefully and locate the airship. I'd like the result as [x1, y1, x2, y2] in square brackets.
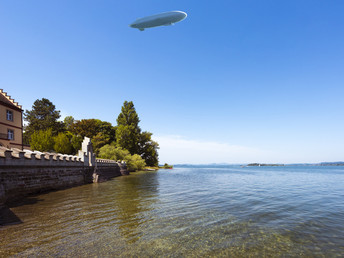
[130, 11, 187, 31]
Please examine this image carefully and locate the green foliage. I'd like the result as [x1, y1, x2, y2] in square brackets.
[71, 119, 101, 138]
[98, 144, 130, 161]
[92, 132, 110, 156]
[70, 134, 83, 154]
[54, 132, 73, 154]
[117, 101, 140, 127]
[30, 129, 55, 152]
[116, 101, 141, 154]
[98, 121, 116, 143]
[98, 144, 145, 171]
[125, 154, 146, 172]
[24, 98, 159, 164]
[71, 119, 115, 139]
[64, 116, 75, 131]
[115, 101, 159, 165]
[139, 131, 159, 166]
[71, 119, 116, 152]
[162, 163, 173, 169]
[24, 98, 64, 143]
[116, 124, 140, 155]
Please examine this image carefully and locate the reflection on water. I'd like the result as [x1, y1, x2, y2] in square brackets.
[1, 167, 344, 256]
[112, 171, 159, 242]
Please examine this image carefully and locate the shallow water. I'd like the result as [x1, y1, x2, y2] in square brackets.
[1, 166, 344, 257]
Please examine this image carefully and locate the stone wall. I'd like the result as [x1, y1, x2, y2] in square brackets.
[94, 158, 129, 182]
[0, 165, 94, 204]
[0, 137, 128, 206]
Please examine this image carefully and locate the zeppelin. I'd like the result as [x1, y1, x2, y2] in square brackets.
[129, 11, 187, 31]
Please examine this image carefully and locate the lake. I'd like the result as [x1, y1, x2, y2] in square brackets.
[1, 166, 344, 256]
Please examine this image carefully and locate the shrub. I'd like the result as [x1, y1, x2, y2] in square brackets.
[98, 144, 130, 161]
[54, 132, 73, 154]
[30, 129, 55, 152]
[125, 154, 146, 172]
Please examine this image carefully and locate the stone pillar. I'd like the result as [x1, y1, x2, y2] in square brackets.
[81, 137, 95, 167]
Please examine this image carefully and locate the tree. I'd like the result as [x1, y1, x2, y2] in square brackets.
[115, 101, 159, 165]
[98, 121, 116, 144]
[98, 144, 146, 171]
[70, 134, 83, 154]
[54, 132, 73, 154]
[24, 98, 64, 143]
[116, 101, 141, 155]
[139, 131, 159, 166]
[64, 116, 75, 131]
[125, 154, 146, 172]
[92, 132, 110, 156]
[30, 129, 55, 152]
[71, 119, 116, 143]
[98, 144, 130, 161]
[71, 119, 101, 138]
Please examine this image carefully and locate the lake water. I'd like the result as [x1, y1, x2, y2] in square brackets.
[1, 166, 344, 257]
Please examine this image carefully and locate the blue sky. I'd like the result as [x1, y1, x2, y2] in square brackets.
[1, 0, 344, 164]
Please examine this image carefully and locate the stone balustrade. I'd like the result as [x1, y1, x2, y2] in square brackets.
[0, 147, 85, 167]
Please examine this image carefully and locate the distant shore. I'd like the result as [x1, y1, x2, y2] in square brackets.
[246, 162, 344, 167]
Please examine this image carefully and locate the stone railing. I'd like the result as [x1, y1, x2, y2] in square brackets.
[96, 158, 126, 167]
[0, 147, 85, 167]
[0, 145, 126, 168]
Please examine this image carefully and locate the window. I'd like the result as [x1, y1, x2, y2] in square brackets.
[8, 129, 14, 140]
[6, 110, 13, 121]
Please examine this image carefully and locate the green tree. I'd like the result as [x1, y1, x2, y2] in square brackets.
[116, 101, 141, 155]
[98, 121, 116, 143]
[24, 98, 64, 143]
[92, 132, 110, 156]
[64, 116, 75, 131]
[125, 154, 146, 172]
[71, 119, 116, 143]
[71, 119, 101, 138]
[54, 132, 73, 154]
[70, 134, 83, 154]
[30, 129, 55, 152]
[98, 144, 130, 161]
[98, 144, 145, 171]
[139, 131, 159, 166]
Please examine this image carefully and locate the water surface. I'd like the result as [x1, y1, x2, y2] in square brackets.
[1, 166, 344, 256]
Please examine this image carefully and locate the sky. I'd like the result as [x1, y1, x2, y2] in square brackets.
[1, 0, 344, 164]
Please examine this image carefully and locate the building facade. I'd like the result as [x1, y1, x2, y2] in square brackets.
[0, 89, 23, 149]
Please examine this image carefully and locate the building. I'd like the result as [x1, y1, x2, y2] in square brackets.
[0, 89, 23, 149]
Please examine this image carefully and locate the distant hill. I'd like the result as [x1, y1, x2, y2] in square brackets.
[246, 163, 284, 167]
[319, 162, 344, 166]
[173, 162, 344, 168]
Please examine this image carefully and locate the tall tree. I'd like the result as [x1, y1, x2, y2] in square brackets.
[116, 101, 141, 154]
[71, 119, 116, 153]
[139, 131, 159, 166]
[71, 119, 101, 138]
[24, 98, 64, 143]
[64, 116, 75, 131]
[71, 119, 115, 141]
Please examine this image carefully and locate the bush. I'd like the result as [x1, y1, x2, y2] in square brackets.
[98, 144, 130, 161]
[70, 133, 83, 154]
[125, 154, 146, 172]
[98, 144, 146, 171]
[54, 132, 73, 154]
[30, 129, 55, 152]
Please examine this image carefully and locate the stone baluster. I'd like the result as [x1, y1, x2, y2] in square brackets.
[60, 155, 66, 165]
[46, 153, 54, 165]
